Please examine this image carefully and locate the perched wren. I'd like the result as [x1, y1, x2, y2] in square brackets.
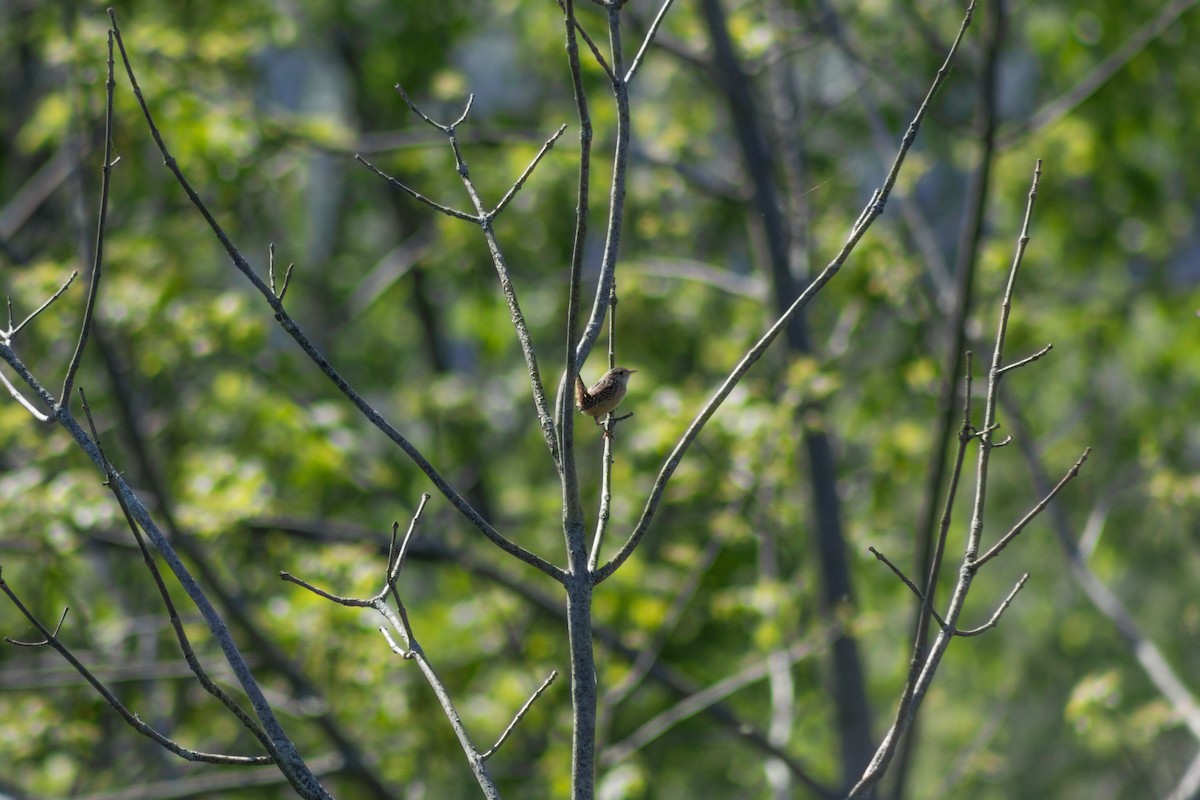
[575, 367, 637, 424]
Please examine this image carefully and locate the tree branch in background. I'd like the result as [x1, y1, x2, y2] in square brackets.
[602, 631, 837, 800]
[699, 0, 873, 780]
[1003, 396, 1200, 741]
[1000, 0, 1200, 146]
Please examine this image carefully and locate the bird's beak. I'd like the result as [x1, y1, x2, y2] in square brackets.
[630, 369, 639, 373]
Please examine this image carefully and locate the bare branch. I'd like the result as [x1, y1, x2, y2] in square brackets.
[393, 84, 474, 131]
[625, 0, 678, 84]
[970, 448, 1090, 569]
[1001, 0, 1200, 146]
[0, 345, 56, 422]
[385, 85, 564, 470]
[267, 243, 295, 304]
[482, 670, 559, 760]
[61, 30, 118, 409]
[5, 271, 78, 339]
[868, 547, 951, 631]
[997, 343, 1053, 376]
[386, 493, 430, 588]
[378, 625, 410, 658]
[556, 4, 615, 83]
[5, 605, 69, 645]
[954, 574, 1029, 637]
[848, 159, 1049, 799]
[557, 0, 596, 553]
[282, 495, 498, 794]
[492, 123, 568, 217]
[355, 155, 479, 221]
[279, 573, 373, 607]
[5, 284, 331, 799]
[573, 3, 636, 371]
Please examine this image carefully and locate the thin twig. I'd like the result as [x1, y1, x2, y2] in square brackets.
[280, 573, 373, 607]
[1001, 0, 1200, 146]
[868, 547, 951, 630]
[355, 155, 478, 221]
[5, 271, 78, 339]
[556, 0, 595, 547]
[625, 0, 678, 83]
[61, 30, 118, 409]
[0, 366, 49, 421]
[386, 494, 430, 588]
[970, 448, 1090, 569]
[375, 598, 501, 797]
[573, 2, 636, 372]
[282, 495, 497, 797]
[267, 243, 295, 305]
[492, 124, 568, 217]
[997, 343, 1053, 376]
[953, 575, 1028, 636]
[587, 281, 622, 570]
[5, 606, 69, 645]
[482, 670, 559, 760]
[0, 271, 80, 422]
[394, 85, 474, 131]
[867, 546, 1026, 638]
[556, 5, 615, 83]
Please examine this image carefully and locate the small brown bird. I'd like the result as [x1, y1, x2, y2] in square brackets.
[575, 367, 637, 424]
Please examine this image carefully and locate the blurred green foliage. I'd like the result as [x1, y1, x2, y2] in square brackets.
[2, 0, 1200, 798]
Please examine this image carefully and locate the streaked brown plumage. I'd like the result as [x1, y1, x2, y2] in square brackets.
[575, 367, 637, 423]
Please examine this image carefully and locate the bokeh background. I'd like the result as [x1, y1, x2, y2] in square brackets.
[2, 0, 1199, 798]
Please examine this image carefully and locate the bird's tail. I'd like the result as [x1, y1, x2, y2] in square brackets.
[574, 374, 587, 411]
